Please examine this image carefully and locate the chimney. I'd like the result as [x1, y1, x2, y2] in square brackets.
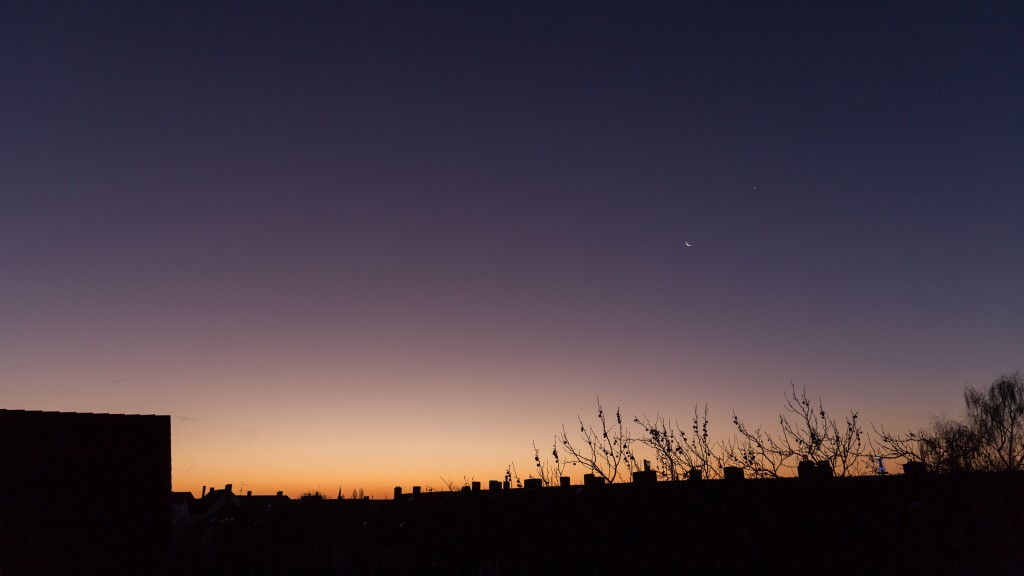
[632, 469, 657, 484]
[225, 484, 233, 493]
[523, 478, 542, 490]
[201, 485, 207, 497]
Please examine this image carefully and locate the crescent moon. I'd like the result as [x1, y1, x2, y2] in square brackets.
[685, 241, 692, 247]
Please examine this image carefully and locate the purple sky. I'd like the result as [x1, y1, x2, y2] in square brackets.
[2, 1, 1022, 496]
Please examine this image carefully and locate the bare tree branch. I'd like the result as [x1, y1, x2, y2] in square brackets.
[559, 398, 638, 483]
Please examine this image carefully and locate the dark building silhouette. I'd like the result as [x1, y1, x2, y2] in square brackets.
[173, 472, 1024, 575]
[0, 409, 171, 575]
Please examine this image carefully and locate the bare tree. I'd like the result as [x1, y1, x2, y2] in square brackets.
[725, 413, 789, 478]
[633, 413, 686, 481]
[505, 462, 522, 489]
[872, 372, 1024, 474]
[725, 384, 866, 477]
[873, 417, 984, 474]
[531, 438, 566, 486]
[965, 371, 1024, 472]
[559, 398, 639, 483]
[921, 417, 983, 473]
[635, 404, 725, 480]
[870, 424, 924, 468]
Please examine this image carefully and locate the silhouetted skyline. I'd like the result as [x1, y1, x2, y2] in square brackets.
[1, 1, 1021, 497]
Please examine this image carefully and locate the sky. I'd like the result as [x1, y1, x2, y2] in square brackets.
[1, 1, 1022, 497]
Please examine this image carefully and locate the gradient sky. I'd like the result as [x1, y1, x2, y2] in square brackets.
[2, 1, 1022, 497]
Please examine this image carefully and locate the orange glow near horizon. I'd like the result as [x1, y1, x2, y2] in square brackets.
[3, 1, 1021, 504]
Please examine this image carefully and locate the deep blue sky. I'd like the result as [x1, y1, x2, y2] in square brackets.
[1, 1, 1022, 494]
